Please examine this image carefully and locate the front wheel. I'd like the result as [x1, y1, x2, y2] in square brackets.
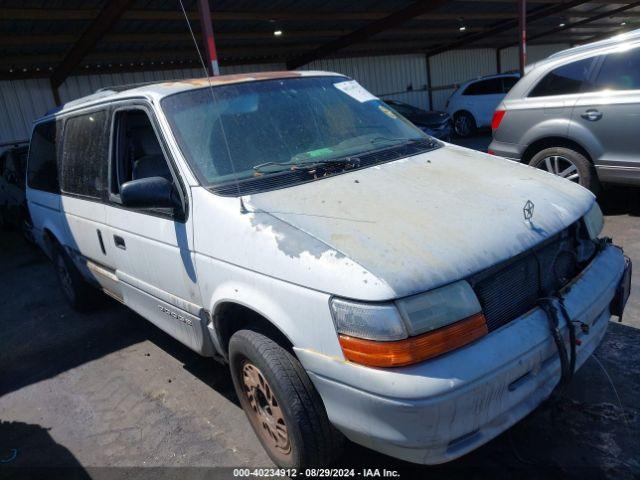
[229, 329, 344, 468]
[528, 147, 599, 193]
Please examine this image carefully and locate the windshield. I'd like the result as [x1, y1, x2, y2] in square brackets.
[161, 76, 437, 194]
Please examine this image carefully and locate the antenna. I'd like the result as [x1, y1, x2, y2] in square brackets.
[177, 0, 247, 208]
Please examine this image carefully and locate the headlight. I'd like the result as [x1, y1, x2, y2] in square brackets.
[583, 202, 604, 239]
[396, 281, 482, 335]
[330, 299, 407, 341]
[330, 281, 488, 368]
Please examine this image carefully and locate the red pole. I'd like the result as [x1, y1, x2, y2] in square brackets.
[518, 0, 527, 76]
[197, 0, 219, 75]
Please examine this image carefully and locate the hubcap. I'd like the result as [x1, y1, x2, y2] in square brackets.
[540, 155, 580, 183]
[455, 116, 470, 136]
[241, 362, 291, 455]
[56, 254, 74, 300]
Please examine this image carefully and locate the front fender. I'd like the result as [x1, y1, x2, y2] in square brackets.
[196, 253, 344, 359]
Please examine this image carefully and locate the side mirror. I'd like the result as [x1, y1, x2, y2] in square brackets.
[120, 176, 180, 210]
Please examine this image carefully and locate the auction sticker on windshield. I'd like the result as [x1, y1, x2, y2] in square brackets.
[334, 80, 378, 103]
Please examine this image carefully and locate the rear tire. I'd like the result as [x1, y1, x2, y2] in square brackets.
[229, 329, 344, 469]
[453, 111, 476, 138]
[52, 243, 101, 312]
[529, 147, 599, 193]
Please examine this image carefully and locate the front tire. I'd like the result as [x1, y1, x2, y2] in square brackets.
[529, 147, 599, 193]
[229, 329, 344, 468]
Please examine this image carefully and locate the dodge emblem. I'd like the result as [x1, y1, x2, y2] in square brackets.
[523, 200, 535, 221]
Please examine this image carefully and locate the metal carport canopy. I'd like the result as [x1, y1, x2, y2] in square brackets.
[1, 0, 638, 86]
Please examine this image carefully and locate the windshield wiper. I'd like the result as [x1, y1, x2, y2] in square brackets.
[253, 156, 357, 175]
[252, 137, 431, 175]
[369, 136, 424, 145]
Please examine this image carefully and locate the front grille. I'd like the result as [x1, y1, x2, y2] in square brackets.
[469, 225, 583, 332]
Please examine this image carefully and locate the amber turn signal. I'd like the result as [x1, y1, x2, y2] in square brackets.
[338, 313, 488, 367]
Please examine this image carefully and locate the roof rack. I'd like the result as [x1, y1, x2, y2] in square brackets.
[95, 80, 161, 94]
[52, 80, 167, 113]
[549, 28, 640, 60]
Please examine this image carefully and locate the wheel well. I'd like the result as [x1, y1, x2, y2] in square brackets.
[522, 137, 592, 164]
[213, 302, 293, 357]
[453, 109, 473, 120]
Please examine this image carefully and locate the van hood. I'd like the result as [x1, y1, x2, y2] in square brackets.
[246, 144, 594, 300]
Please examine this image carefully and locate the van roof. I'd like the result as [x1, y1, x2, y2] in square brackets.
[44, 70, 341, 119]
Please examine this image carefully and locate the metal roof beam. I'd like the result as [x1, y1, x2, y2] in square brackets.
[49, 0, 135, 88]
[0, 25, 618, 48]
[499, 0, 640, 47]
[425, 0, 593, 57]
[286, 0, 450, 69]
[2, 8, 639, 22]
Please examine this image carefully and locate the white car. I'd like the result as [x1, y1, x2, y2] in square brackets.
[26, 71, 630, 468]
[446, 73, 519, 137]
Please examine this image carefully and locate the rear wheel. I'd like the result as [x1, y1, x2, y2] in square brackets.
[229, 329, 344, 468]
[529, 147, 599, 193]
[52, 243, 101, 311]
[453, 111, 476, 138]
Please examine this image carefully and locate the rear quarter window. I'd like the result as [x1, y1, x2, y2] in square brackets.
[529, 57, 595, 97]
[463, 78, 502, 95]
[595, 47, 640, 91]
[60, 110, 110, 199]
[27, 121, 61, 193]
[502, 76, 519, 93]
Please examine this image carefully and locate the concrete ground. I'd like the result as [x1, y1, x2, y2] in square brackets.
[1, 137, 639, 478]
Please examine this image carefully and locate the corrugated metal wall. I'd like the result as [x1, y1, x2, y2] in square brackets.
[428, 48, 497, 110]
[0, 62, 284, 145]
[299, 54, 431, 110]
[499, 43, 570, 73]
[0, 44, 572, 146]
[0, 78, 56, 145]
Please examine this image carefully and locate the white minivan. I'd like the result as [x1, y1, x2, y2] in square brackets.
[26, 71, 631, 468]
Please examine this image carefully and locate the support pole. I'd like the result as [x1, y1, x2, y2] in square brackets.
[496, 48, 502, 74]
[197, 0, 219, 76]
[518, 0, 527, 76]
[425, 55, 433, 110]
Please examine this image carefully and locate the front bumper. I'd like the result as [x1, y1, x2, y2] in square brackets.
[295, 245, 626, 464]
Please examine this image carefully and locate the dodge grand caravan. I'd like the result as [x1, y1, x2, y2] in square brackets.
[26, 71, 631, 468]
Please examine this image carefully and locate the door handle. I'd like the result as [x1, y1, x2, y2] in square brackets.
[581, 109, 602, 121]
[96, 229, 106, 255]
[114, 235, 126, 250]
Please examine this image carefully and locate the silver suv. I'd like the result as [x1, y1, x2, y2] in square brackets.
[489, 30, 640, 192]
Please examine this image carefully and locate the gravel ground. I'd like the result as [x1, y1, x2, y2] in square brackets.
[1, 149, 638, 478]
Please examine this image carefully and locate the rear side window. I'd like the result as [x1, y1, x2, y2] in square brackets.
[595, 48, 640, 91]
[502, 76, 519, 93]
[27, 121, 60, 193]
[529, 58, 595, 97]
[463, 78, 502, 96]
[61, 111, 109, 199]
